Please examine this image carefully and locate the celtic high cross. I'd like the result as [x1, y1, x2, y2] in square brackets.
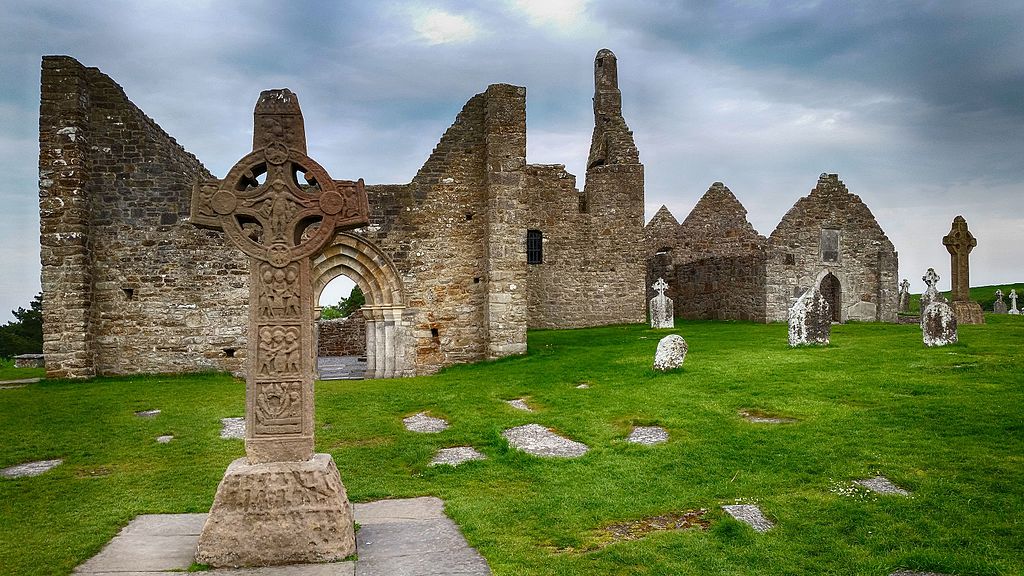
[191, 89, 369, 464]
[653, 277, 669, 297]
[942, 215, 976, 303]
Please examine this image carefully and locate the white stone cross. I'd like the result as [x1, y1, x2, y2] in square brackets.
[1010, 289, 1019, 314]
[652, 277, 669, 297]
[995, 288, 1004, 299]
[899, 279, 910, 293]
[923, 268, 939, 289]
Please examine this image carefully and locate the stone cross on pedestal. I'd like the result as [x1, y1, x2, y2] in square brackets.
[993, 289, 1008, 314]
[1009, 289, 1020, 315]
[649, 277, 674, 328]
[942, 215, 984, 324]
[897, 278, 911, 313]
[190, 89, 369, 567]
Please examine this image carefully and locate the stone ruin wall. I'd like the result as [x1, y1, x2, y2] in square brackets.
[317, 310, 366, 357]
[765, 174, 898, 323]
[38, 53, 646, 379]
[645, 183, 767, 322]
[39, 56, 247, 379]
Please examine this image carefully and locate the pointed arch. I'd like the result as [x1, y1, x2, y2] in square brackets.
[312, 233, 408, 378]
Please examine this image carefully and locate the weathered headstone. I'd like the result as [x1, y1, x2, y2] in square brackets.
[897, 278, 911, 313]
[921, 301, 958, 347]
[1009, 288, 1020, 315]
[653, 334, 687, 371]
[919, 267, 943, 312]
[993, 289, 1008, 314]
[942, 215, 984, 324]
[190, 89, 369, 567]
[649, 277, 674, 328]
[788, 287, 830, 346]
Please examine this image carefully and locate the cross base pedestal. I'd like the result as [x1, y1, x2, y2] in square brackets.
[195, 454, 355, 567]
[950, 300, 985, 325]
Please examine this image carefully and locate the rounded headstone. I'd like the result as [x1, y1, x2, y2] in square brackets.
[921, 301, 958, 347]
[653, 334, 688, 371]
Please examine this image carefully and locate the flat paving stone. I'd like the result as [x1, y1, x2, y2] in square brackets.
[0, 377, 40, 387]
[156, 435, 174, 444]
[318, 355, 366, 380]
[402, 412, 449, 433]
[220, 417, 245, 439]
[626, 426, 668, 445]
[135, 409, 161, 418]
[73, 498, 489, 575]
[575, 383, 590, 389]
[505, 398, 533, 412]
[721, 504, 774, 532]
[889, 572, 953, 576]
[856, 475, 910, 496]
[430, 446, 487, 467]
[1, 458, 63, 478]
[502, 424, 588, 458]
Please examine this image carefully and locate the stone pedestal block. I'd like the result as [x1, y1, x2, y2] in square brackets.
[195, 454, 355, 567]
[950, 300, 984, 325]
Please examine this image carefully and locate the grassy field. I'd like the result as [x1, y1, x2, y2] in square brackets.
[1, 316, 1022, 575]
[0, 357, 45, 381]
[905, 283, 1022, 315]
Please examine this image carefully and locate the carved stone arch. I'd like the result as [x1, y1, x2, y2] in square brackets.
[312, 233, 408, 379]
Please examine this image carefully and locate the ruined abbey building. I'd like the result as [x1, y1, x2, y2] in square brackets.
[38, 50, 645, 379]
[646, 174, 898, 324]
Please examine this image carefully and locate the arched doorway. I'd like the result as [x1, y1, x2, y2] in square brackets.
[317, 275, 365, 379]
[819, 272, 842, 323]
[312, 233, 407, 379]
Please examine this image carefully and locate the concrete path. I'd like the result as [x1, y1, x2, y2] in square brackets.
[73, 497, 490, 576]
[317, 356, 366, 380]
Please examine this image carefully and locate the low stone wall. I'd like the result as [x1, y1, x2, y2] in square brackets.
[318, 310, 366, 357]
[14, 354, 45, 368]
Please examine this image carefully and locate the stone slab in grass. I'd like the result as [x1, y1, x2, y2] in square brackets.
[220, 417, 245, 439]
[889, 572, 953, 576]
[856, 475, 910, 496]
[430, 446, 487, 467]
[156, 435, 174, 444]
[0, 377, 40, 387]
[403, 412, 449, 433]
[740, 410, 797, 424]
[575, 383, 590, 389]
[1, 458, 63, 478]
[502, 424, 588, 458]
[505, 398, 533, 412]
[134, 409, 160, 418]
[627, 426, 668, 445]
[721, 504, 774, 532]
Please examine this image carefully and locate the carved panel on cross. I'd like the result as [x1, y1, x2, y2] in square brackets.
[254, 380, 303, 435]
[257, 262, 301, 320]
[257, 325, 302, 378]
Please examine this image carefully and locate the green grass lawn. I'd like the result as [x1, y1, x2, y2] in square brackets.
[906, 283, 1022, 314]
[2, 317, 1023, 575]
[0, 357, 45, 381]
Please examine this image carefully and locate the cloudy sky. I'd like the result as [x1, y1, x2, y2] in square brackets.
[1, 0, 1022, 320]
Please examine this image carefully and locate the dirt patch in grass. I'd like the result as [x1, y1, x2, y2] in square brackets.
[739, 409, 798, 424]
[74, 466, 112, 479]
[558, 509, 709, 552]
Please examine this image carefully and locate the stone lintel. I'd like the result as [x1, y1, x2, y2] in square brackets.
[195, 453, 355, 567]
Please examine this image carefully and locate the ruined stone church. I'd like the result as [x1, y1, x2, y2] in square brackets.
[38, 50, 644, 379]
[37, 49, 896, 381]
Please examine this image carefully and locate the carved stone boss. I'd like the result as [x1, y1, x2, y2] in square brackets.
[192, 89, 369, 464]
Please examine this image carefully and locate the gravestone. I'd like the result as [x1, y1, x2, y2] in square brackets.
[653, 334, 687, 371]
[921, 301, 957, 347]
[919, 267, 944, 313]
[992, 289, 1007, 314]
[942, 216, 984, 324]
[649, 277, 674, 328]
[897, 279, 911, 313]
[190, 89, 369, 567]
[788, 287, 830, 346]
[1009, 289, 1019, 315]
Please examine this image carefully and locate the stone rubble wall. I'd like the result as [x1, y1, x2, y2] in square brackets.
[316, 310, 366, 357]
[39, 56, 247, 379]
[765, 174, 898, 323]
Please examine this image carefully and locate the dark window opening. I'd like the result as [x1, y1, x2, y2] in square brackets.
[222, 348, 236, 358]
[578, 192, 588, 213]
[430, 328, 439, 338]
[465, 212, 474, 221]
[473, 277, 480, 284]
[527, 230, 543, 264]
[122, 288, 134, 301]
[784, 253, 795, 265]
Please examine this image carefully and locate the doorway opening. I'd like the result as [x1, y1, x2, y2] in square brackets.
[819, 272, 842, 323]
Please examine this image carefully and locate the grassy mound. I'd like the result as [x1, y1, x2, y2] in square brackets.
[2, 317, 1022, 575]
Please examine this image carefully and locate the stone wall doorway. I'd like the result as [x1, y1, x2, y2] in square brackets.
[312, 233, 407, 379]
[819, 272, 842, 323]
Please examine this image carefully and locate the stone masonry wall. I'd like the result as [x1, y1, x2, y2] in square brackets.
[317, 310, 366, 357]
[765, 173, 898, 322]
[39, 56, 247, 378]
